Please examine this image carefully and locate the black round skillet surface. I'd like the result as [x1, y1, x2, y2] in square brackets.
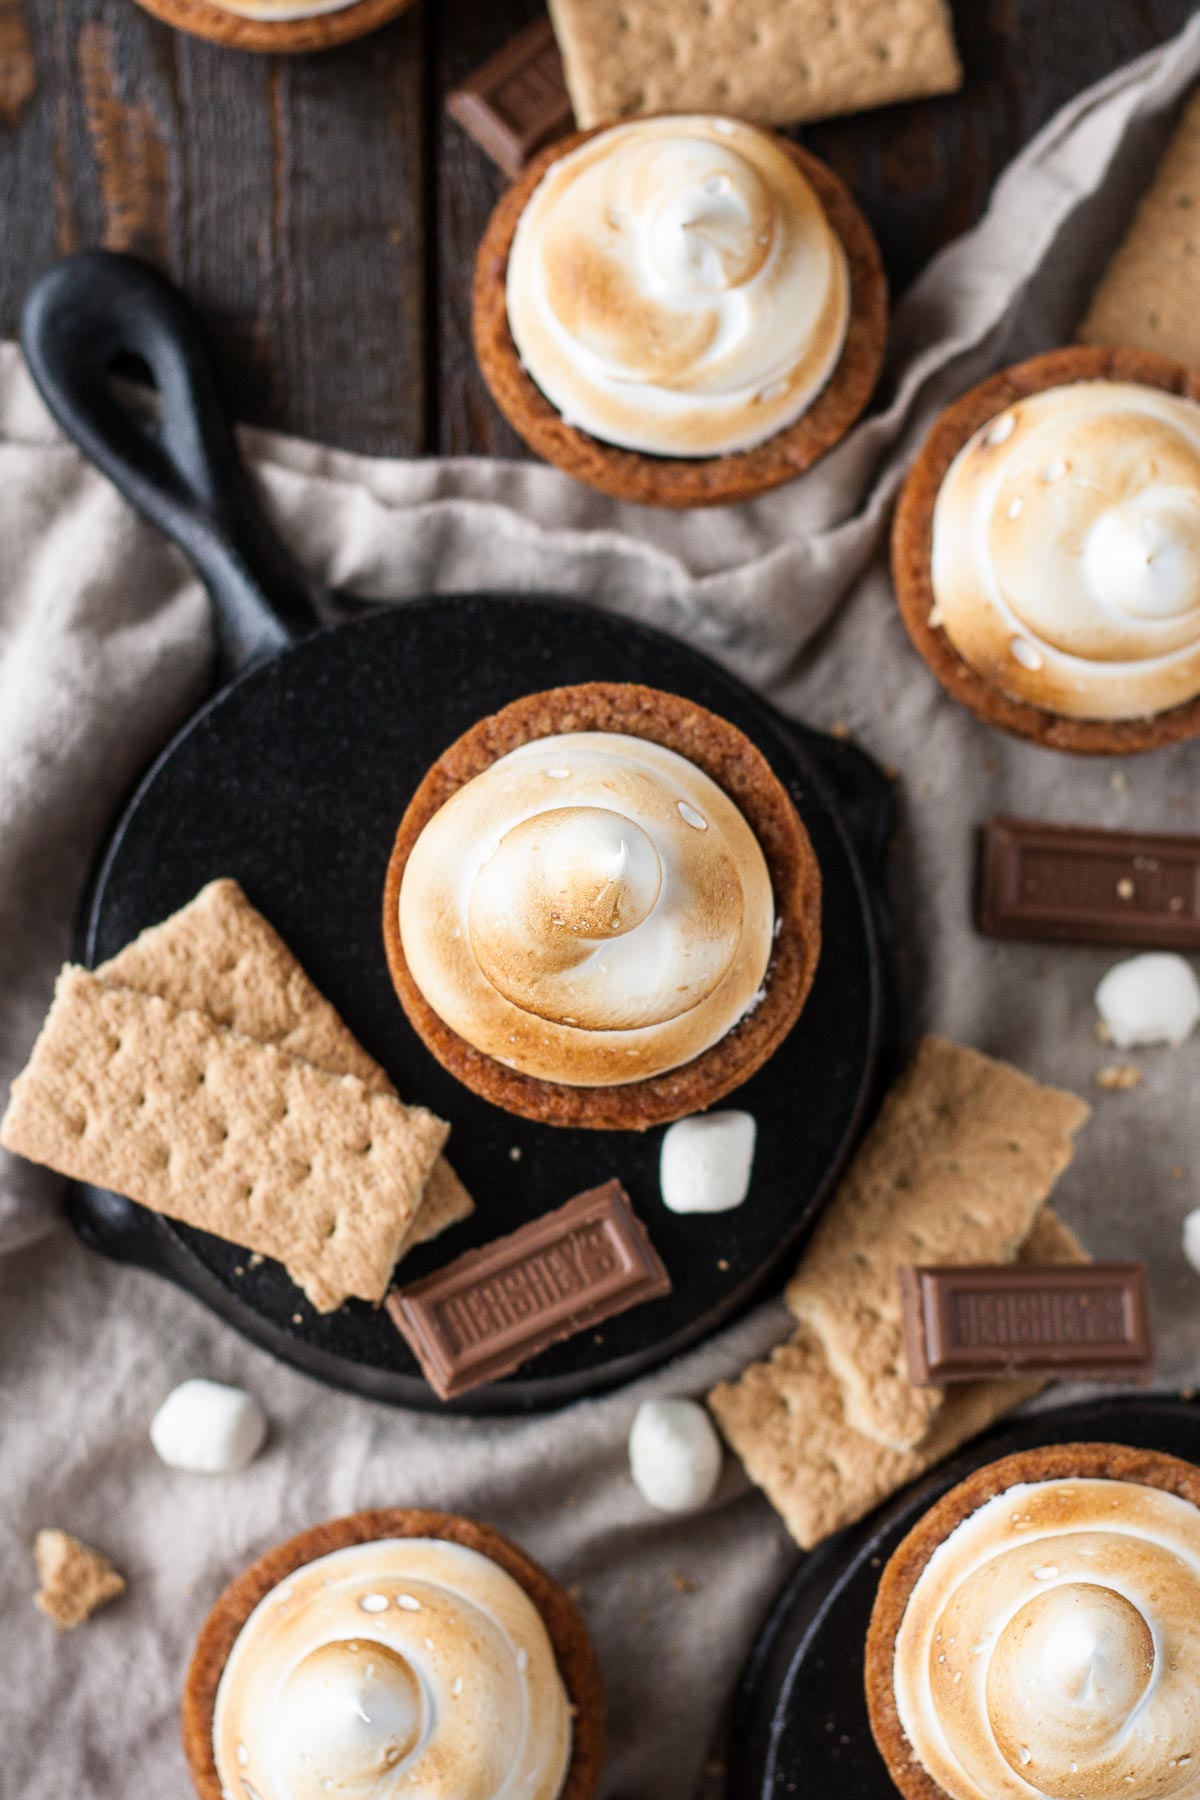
[727, 1392, 1200, 1799]
[22, 252, 896, 1413]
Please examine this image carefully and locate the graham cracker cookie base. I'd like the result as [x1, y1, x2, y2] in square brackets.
[864, 1442, 1200, 1800]
[99, 879, 473, 1258]
[0, 967, 447, 1311]
[784, 1036, 1089, 1452]
[474, 129, 887, 508]
[547, 0, 960, 131]
[382, 682, 823, 1130]
[708, 1206, 1086, 1551]
[181, 1508, 605, 1800]
[129, 0, 415, 52]
[1079, 89, 1200, 369]
[892, 344, 1200, 754]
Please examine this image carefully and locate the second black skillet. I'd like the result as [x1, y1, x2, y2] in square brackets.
[21, 250, 897, 1412]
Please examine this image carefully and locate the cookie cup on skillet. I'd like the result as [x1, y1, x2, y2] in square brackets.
[383, 682, 823, 1130]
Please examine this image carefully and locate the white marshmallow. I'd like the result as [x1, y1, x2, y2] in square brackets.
[628, 1398, 723, 1514]
[1183, 1209, 1200, 1277]
[1095, 953, 1200, 1048]
[659, 1110, 757, 1215]
[150, 1378, 268, 1474]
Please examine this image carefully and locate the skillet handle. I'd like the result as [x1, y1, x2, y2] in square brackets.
[20, 250, 324, 681]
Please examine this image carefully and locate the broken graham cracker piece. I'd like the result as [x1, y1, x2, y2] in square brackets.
[0, 967, 447, 1312]
[546, 0, 961, 131]
[784, 1037, 1089, 1454]
[33, 1529, 125, 1629]
[98, 879, 472, 1253]
[709, 1208, 1087, 1551]
[1078, 88, 1200, 367]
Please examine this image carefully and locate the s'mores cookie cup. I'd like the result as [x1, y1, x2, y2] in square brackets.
[474, 115, 887, 507]
[131, 0, 415, 52]
[892, 346, 1200, 753]
[865, 1443, 1200, 1800]
[182, 1509, 605, 1800]
[382, 683, 822, 1130]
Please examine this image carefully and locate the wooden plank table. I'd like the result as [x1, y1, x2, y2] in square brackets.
[0, 0, 1193, 461]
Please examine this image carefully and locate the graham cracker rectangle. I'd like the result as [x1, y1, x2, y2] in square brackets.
[0, 967, 448, 1312]
[547, 0, 961, 131]
[709, 1208, 1087, 1551]
[1078, 88, 1200, 366]
[98, 880, 473, 1255]
[784, 1037, 1089, 1453]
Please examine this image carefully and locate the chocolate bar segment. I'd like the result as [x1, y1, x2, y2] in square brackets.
[979, 815, 1200, 949]
[900, 1263, 1153, 1386]
[446, 17, 574, 179]
[387, 1179, 670, 1400]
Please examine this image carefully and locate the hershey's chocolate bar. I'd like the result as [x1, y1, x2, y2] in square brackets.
[446, 17, 574, 179]
[387, 1179, 670, 1400]
[900, 1263, 1153, 1386]
[978, 815, 1200, 949]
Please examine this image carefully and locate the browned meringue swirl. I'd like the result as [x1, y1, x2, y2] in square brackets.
[397, 731, 775, 1087]
[929, 381, 1200, 720]
[212, 1538, 571, 1800]
[505, 115, 850, 457]
[894, 1478, 1200, 1800]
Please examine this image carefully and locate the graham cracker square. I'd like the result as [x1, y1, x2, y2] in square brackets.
[708, 1207, 1087, 1550]
[98, 880, 473, 1259]
[1079, 88, 1200, 367]
[1, 967, 448, 1312]
[547, 0, 961, 130]
[783, 1037, 1089, 1453]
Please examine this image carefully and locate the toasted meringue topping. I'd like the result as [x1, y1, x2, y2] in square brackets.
[206, 0, 360, 17]
[505, 116, 851, 457]
[930, 381, 1200, 719]
[894, 1478, 1200, 1800]
[398, 732, 775, 1086]
[213, 1538, 571, 1800]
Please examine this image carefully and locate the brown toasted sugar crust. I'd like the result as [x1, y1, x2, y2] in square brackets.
[383, 682, 823, 1130]
[182, 1507, 606, 1800]
[892, 344, 1200, 755]
[130, 0, 414, 51]
[474, 126, 887, 508]
[864, 1441, 1200, 1800]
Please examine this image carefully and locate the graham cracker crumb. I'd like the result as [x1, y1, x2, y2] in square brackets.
[34, 1530, 124, 1630]
[1096, 1064, 1143, 1091]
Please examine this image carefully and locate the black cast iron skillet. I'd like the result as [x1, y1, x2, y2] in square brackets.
[21, 249, 896, 1413]
[726, 1391, 1200, 1798]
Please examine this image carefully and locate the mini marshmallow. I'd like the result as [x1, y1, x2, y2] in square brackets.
[150, 1378, 268, 1474]
[659, 1111, 757, 1215]
[1095, 954, 1200, 1048]
[628, 1398, 723, 1514]
[1183, 1209, 1200, 1278]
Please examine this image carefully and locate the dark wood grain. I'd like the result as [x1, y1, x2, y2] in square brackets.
[0, 0, 1194, 457]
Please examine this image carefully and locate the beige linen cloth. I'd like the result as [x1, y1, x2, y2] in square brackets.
[4, 23, 1200, 1798]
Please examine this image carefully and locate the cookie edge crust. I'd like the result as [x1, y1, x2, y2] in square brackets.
[129, 0, 416, 52]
